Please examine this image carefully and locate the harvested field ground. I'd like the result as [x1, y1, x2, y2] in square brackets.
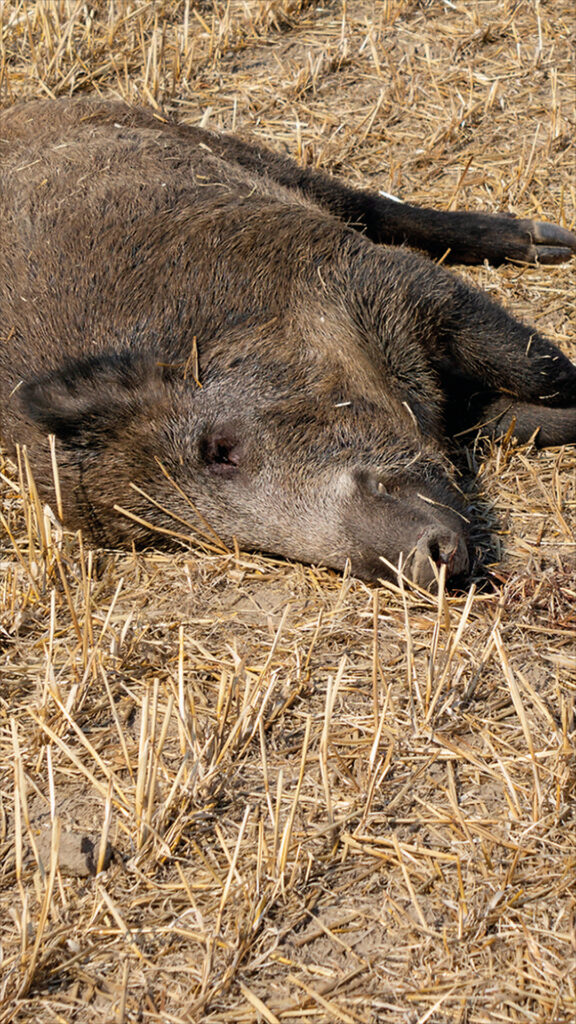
[1, 1, 575, 1022]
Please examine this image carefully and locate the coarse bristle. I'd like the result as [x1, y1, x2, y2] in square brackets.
[1, 2, 575, 1022]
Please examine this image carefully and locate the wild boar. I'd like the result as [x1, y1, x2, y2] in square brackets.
[0, 98, 575, 586]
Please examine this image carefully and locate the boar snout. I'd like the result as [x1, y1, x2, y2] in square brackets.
[345, 468, 470, 586]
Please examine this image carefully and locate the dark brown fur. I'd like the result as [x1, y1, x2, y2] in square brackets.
[1, 98, 575, 584]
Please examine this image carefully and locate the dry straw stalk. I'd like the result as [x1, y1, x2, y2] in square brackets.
[1, 1, 575, 1022]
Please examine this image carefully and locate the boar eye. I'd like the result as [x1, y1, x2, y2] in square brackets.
[354, 469, 391, 498]
[201, 430, 243, 476]
[212, 440, 235, 464]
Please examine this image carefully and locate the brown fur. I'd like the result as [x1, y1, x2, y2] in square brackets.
[1, 98, 575, 584]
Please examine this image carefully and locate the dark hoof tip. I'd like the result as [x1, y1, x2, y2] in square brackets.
[521, 219, 576, 264]
[533, 246, 575, 265]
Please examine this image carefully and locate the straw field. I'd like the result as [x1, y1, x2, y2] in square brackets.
[1, 1, 575, 1021]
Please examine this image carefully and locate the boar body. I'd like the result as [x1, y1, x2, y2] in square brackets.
[1, 99, 575, 584]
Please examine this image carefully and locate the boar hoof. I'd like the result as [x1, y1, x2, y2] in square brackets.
[518, 219, 576, 265]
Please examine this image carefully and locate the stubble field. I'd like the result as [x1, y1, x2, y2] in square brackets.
[1, 2, 575, 1022]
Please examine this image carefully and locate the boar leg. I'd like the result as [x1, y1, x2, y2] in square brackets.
[431, 273, 576, 445]
[79, 103, 576, 266]
[182, 127, 576, 266]
[346, 243, 576, 446]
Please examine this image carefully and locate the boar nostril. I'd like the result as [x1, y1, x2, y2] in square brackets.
[412, 526, 468, 586]
[428, 538, 441, 564]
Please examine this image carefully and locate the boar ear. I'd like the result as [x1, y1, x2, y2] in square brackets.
[200, 427, 244, 476]
[18, 351, 166, 445]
